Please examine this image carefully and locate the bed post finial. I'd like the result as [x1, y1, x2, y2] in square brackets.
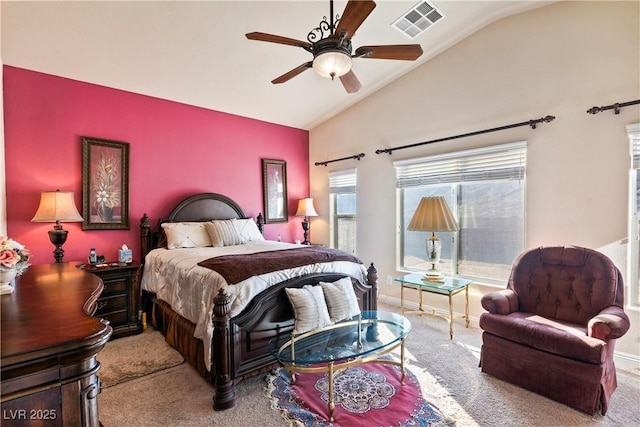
[366, 263, 378, 312]
[366, 263, 380, 341]
[256, 213, 265, 235]
[140, 213, 151, 228]
[212, 288, 236, 410]
[140, 214, 152, 262]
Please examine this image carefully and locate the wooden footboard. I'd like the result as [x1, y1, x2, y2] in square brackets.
[141, 265, 378, 411]
[211, 266, 378, 410]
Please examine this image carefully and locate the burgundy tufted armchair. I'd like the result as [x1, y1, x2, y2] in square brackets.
[479, 246, 630, 415]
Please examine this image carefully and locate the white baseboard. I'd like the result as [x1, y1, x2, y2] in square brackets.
[614, 351, 640, 372]
[378, 294, 640, 371]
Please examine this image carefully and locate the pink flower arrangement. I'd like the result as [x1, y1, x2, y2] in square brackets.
[0, 236, 31, 275]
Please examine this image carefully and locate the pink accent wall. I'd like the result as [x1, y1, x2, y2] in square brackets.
[4, 66, 310, 265]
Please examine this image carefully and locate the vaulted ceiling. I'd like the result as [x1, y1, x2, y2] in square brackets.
[1, 1, 552, 130]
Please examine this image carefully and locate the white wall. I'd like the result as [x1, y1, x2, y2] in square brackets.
[310, 2, 640, 358]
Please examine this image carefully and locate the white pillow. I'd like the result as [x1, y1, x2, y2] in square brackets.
[161, 222, 212, 249]
[285, 285, 333, 335]
[205, 220, 242, 247]
[320, 277, 361, 323]
[234, 218, 264, 243]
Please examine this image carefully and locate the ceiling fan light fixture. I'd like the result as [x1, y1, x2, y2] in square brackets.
[312, 50, 352, 80]
[247, 1, 421, 93]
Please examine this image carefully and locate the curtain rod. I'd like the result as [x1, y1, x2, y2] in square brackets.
[586, 99, 640, 115]
[315, 153, 365, 167]
[375, 115, 556, 155]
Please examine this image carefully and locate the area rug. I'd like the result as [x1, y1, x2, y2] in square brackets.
[98, 328, 185, 388]
[266, 362, 446, 426]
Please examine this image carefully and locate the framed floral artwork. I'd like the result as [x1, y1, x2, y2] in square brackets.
[262, 158, 288, 223]
[81, 136, 130, 230]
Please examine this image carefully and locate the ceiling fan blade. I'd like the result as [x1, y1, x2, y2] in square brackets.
[272, 62, 313, 84]
[246, 32, 312, 49]
[339, 70, 362, 94]
[334, 0, 376, 42]
[355, 44, 424, 60]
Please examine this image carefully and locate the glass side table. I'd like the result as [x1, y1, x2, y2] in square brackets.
[394, 273, 472, 339]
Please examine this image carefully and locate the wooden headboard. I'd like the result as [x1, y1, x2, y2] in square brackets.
[140, 192, 264, 261]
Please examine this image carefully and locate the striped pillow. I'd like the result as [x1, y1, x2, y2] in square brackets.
[285, 285, 333, 335]
[320, 277, 361, 322]
[205, 220, 242, 247]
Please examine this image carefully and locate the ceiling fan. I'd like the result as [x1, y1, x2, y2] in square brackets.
[246, 0, 424, 94]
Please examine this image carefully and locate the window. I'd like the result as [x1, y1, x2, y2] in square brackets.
[395, 142, 526, 283]
[627, 123, 640, 307]
[329, 169, 357, 253]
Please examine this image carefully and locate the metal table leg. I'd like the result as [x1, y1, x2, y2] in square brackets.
[328, 361, 335, 422]
[465, 285, 470, 327]
[448, 293, 454, 340]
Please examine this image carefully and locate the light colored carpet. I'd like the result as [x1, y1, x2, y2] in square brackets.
[99, 302, 640, 426]
[98, 328, 185, 388]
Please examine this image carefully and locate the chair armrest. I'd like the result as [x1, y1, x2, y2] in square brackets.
[588, 306, 631, 340]
[481, 290, 519, 315]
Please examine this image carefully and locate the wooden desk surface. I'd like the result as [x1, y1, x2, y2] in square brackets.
[1, 262, 112, 366]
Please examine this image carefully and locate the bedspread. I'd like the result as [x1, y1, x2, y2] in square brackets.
[141, 240, 367, 371]
[198, 246, 362, 284]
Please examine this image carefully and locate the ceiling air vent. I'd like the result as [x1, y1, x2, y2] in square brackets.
[392, 1, 445, 39]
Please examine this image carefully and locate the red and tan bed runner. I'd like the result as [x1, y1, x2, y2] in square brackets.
[197, 246, 362, 284]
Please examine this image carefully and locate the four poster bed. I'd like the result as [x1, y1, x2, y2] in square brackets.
[138, 192, 378, 410]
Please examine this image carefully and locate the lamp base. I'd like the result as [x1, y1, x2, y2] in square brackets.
[422, 269, 444, 281]
[300, 218, 310, 245]
[423, 235, 444, 281]
[49, 226, 68, 263]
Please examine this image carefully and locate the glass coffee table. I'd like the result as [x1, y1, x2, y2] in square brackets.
[272, 310, 411, 422]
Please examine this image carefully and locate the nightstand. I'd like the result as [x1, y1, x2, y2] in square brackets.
[84, 262, 143, 339]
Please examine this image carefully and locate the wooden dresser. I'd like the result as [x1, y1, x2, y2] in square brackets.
[1, 263, 112, 426]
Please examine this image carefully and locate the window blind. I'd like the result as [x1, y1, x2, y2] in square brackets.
[627, 123, 640, 215]
[394, 141, 526, 188]
[329, 169, 357, 194]
[629, 123, 640, 169]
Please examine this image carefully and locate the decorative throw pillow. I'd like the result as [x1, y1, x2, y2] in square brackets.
[285, 285, 333, 335]
[205, 220, 243, 247]
[161, 222, 212, 249]
[233, 218, 264, 243]
[320, 277, 361, 323]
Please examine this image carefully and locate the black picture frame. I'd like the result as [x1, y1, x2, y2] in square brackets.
[262, 158, 288, 223]
[81, 136, 130, 230]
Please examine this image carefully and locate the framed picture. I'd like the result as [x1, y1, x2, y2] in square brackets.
[82, 136, 130, 230]
[262, 158, 288, 223]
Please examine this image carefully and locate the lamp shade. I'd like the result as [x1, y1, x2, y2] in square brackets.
[295, 198, 318, 217]
[407, 196, 458, 232]
[31, 190, 83, 223]
[312, 50, 352, 79]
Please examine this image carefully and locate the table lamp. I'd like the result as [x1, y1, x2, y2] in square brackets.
[407, 196, 459, 280]
[295, 198, 318, 245]
[31, 190, 84, 263]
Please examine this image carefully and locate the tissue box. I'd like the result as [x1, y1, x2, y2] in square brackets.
[118, 249, 133, 264]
